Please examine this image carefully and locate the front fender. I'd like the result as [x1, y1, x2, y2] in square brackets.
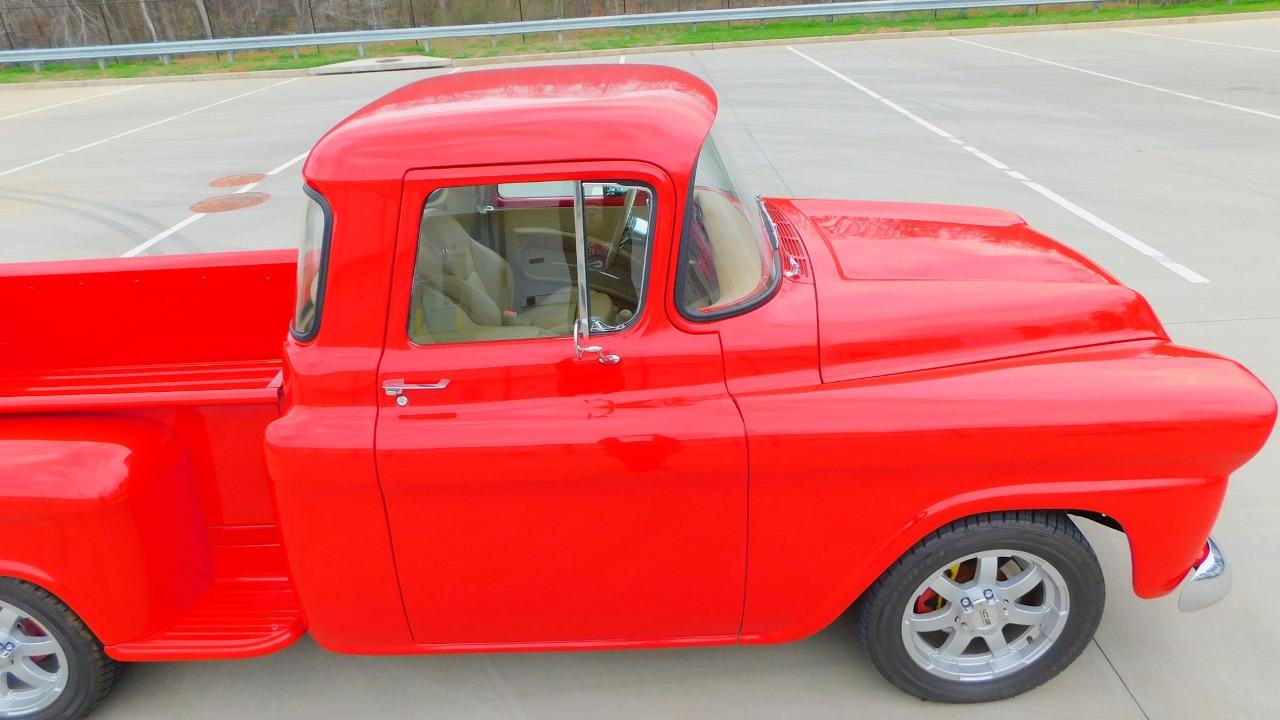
[0, 413, 210, 644]
[886, 477, 1226, 600]
[737, 340, 1275, 645]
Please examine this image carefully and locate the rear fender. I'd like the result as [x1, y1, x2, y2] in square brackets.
[0, 413, 210, 644]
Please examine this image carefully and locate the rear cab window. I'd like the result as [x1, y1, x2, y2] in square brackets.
[291, 187, 332, 341]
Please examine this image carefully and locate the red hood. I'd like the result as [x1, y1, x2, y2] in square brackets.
[767, 198, 1168, 383]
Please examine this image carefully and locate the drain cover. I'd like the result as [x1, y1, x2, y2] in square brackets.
[210, 173, 266, 188]
[191, 192, 269, 213]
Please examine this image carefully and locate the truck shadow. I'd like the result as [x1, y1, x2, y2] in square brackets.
[94, 605, 1134, 720]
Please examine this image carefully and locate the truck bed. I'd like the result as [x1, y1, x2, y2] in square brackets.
[0, 249, 306, 659]
[0, 249, 296, 411]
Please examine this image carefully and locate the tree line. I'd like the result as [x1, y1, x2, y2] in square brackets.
[0, 0, 805, 50]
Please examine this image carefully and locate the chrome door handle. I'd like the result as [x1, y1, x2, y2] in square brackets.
[577, 345, 621, 365]
[382, 378, 450, 397]
[572, 318, 622, 365]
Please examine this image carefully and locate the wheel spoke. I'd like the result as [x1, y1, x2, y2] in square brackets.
[935, 629, 969, 658]
[0, 606, 20, 635]
[13, 633, 58, 658]
[1006, 603, 1052, 626]
[998, 564, 1043, 600]
[9, 657, 57, 687]
[927, 575, 967, 606]
[983, 632, 1009, 655]
[975, 555, 1000, 586]
[908, 608, 954, 633]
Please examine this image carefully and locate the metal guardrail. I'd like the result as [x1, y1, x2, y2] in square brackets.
[0, 0, 1094, 66]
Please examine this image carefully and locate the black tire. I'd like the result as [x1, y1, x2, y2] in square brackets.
[0, 579, 121, 720]
[857, 511, 1104, 703]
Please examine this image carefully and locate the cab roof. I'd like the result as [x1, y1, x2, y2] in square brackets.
[303, 64, 719, 185]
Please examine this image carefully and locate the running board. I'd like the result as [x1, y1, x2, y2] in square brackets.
[106, 539, 305, 661]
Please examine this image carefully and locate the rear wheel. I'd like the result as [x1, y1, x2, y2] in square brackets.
[857, 511, 1104, 702]
[0, 579, 119, 720]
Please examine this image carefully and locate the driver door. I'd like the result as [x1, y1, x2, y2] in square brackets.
[373, 162, 749, 646]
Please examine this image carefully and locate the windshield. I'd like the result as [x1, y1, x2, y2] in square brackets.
[677, 130, 779, 319]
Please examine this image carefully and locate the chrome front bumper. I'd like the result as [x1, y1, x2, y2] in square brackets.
[1177, 537, 1231, 613]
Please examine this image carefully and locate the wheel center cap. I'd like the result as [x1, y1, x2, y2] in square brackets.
[959, 591, 1002, 632]
[972, 603, 998, 631]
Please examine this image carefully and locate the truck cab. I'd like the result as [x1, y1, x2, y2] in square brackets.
[267, 64, 792, 650]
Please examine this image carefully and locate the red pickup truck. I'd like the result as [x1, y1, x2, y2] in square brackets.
[1, 65, 1274, 719]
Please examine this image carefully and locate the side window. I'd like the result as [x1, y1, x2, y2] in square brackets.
[408, 180, 653, 346]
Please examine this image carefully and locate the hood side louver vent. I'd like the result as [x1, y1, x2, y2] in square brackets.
[765, 201, 810, 280]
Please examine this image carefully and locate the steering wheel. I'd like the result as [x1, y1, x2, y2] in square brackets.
[604, 188, 638, 270]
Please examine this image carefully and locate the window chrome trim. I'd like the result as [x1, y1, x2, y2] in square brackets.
[405, 178, 656, 349]
[572, 180, 592, 352]
[582, 180, 657, 336]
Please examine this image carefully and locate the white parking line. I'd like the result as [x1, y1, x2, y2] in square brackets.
[963, 145, 1009, 171]
[1117, 29, 1280, 54]
[1, 78, 301, 178]
[951, 37, 1280, 123]
[0, 153, 65, 178]
[178, 78, 300, 116]
[786, 46, 1209, 284]
[67, 115, 181, 153]
[266, 151, 310, 177]
[120, 151, 310, 258]
[120, 213, 205, 259]
[0, 86, 138, 121]
[619, 55, 627, 64]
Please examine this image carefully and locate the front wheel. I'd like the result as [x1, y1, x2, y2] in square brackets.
[0, 579, 120, 720]
[857, 511, 1105, 703]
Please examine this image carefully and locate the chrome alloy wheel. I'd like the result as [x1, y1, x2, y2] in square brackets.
[900, 549, 1070, 683]
[0, 600, 68, 718]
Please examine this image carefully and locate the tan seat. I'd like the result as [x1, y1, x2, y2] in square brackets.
[409, 282, 554, 345]
[416, 212, 613, 337]
[510, 285, 614, 332]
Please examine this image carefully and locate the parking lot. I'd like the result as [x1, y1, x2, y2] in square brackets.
[3, 14, 1278, 720]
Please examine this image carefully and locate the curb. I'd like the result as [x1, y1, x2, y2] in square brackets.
[2, 9, 1277, 90]
[0, 67, 309, 90]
